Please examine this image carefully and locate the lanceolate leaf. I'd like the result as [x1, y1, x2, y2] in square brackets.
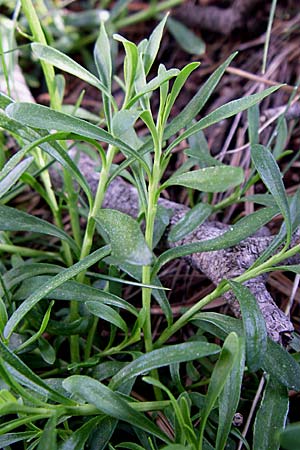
[0, 157, 33, 198]
[153, 206, 278, 276]
[193, 312, 300, 391]
[253, 376, 288, 450]
[216, 338, 245, 450]
[251, 144, 291, 244]
[0, 341, 72, 404]
[163, 62, 200, 125]
[4, 246, 111, 339]
[262, 339, 300, 391]
[164, 166, 244, 193]
[94, 21, 112, 91]
[60, 417, 103, 450]
[143, 14, 168, 75]
[198, 333, 239, 445]
[63, 376, 172, 444]
[37, 416, 57, 450]
[5, 103, 147, 169]
[109, 341, 220, 390]
[169, 203, 213, 242]
[0, 205, 79, 255]
[96, 209, 153, 266]
[32, 43, 110, 97]
[167, 86, 281, 153]
[14, 276, 138, 317]
[85, 302, 128, 333]
[279, 423, 300, 450]
[228, 281, 267, 372]
[167, 17, 205, 55]
[164, 53, 237, 140]
[185, 130, 222, 167]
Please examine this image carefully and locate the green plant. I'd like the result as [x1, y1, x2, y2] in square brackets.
[0, 3, 300, 449]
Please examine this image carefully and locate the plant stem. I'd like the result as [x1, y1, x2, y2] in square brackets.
[79, 145, 116, 269]
[142, 143, 161, 353]
[115, 0, 184, 29]
[154, 242, 300, 347]
[76, 145, 117, 361]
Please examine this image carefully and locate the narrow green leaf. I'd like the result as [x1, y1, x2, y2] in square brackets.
[114, 34, 138, 101]
[152, 205, 172, 248]
[0, 205, 79, 256]
[109, 341, 220, 390]
[251, 144, 291, 243]
[262, 339, 300, 391]
[126, 67, 180, 109]
[38, 337, 56, 365]
[252, 189, 300, 266]
[0, 116, 93, 205]
[185, 130, 222, 167]
[273, 118, 288, 158]
[37, 416, 57, 450]
[164, 52, 236, 140]
[248, 104, 260, 145]
[117, 443, 147, 450]
[112, 109, 142, 150]
[153, 206, 278, 275]
[253, 375, 288, 450]
[85, 302, 128, 333]
[0, 432, 38, 447]
[5, 103, 147, 169]
[143, 14, 168, 75]
[163, 62, 200, 125]
[14, 275, 138, 317]
[169, 203, 213, 242]
[279, 423, 300, 450]
[0, 341, 72, 404]
[0, 298, 8, 334]
[194, 312, 300, 391]
[192, 312, 243, 340]
[228, 281, 267, 372]
[60, 417, 103, 450]
[4, 245, 111, 339]
[271, 264, 300, 275]
[63, 375, 172, 444]
[198, 332, 239, 444]
[94, 21, 112, 91]
[216, 338, 245, 450]
[167, 86, 281, 153]
[32, 43, 110, 97]
[96, 209, 152, 266]
[165, 166, 244, 193]
[94, 21, 112, 129]
[152, 277, 173, 327]
[0, 92, 13, 109]
[167, 17, 205, 55]
[0, 157, 33, 198]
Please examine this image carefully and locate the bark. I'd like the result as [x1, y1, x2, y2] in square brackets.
[73, 151, 299, 343]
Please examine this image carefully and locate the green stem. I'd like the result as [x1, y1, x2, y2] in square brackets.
[84, 315, 99, 360]
[20, 0, 60, 106]
[75, 145, 116, 361]
[142, 149, 161, 353]
[0, 244, 59, 258]
[154, 243, 300, 347]
[115, 0, 184, 29]
[79, 145, 116, 269]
